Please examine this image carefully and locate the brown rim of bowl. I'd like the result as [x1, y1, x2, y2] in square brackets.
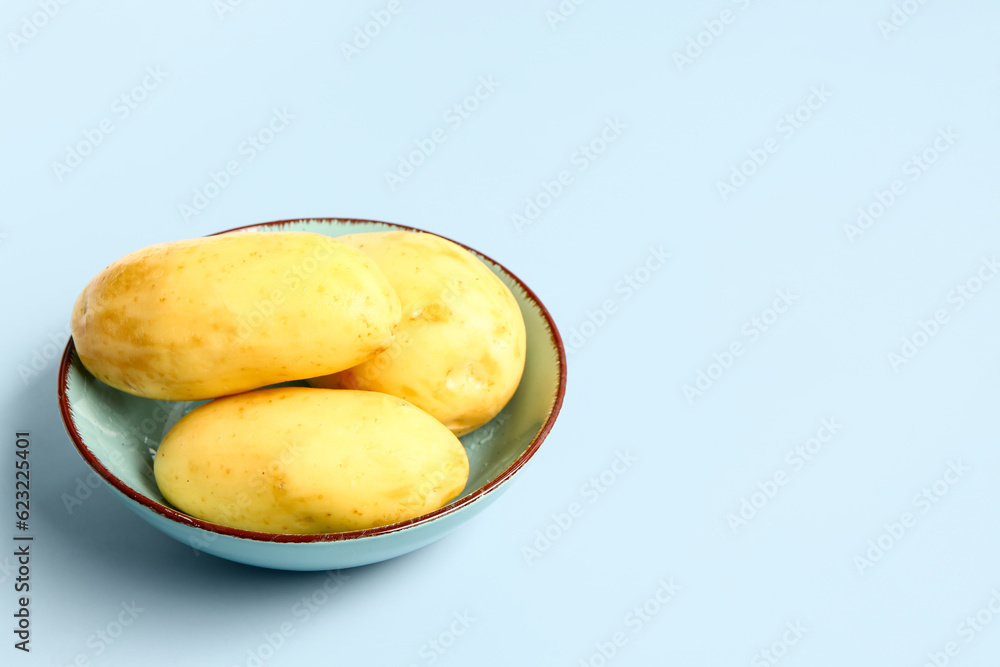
[57, 217, 567, 544]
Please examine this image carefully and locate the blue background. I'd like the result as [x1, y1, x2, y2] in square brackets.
[2, 1, 1000, 665]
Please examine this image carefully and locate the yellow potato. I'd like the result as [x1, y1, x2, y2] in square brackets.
[153, 387, 469, 534]
[71, 231, 401, 400]
[309, 231, 526, 436]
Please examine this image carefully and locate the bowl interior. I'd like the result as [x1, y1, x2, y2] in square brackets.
[60, 218, 566, 543]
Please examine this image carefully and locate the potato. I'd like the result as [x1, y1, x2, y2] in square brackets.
[71, 231, 401, 400]
[153, 387, 469, 533]
[309, 231, 526, 436]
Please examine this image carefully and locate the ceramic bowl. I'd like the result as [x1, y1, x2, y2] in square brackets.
[58, 218, 566, 570]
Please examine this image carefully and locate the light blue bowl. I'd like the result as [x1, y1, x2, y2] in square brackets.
[58, 218, 566, 570]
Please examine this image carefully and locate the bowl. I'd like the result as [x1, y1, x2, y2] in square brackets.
[57, 217, 566, 570]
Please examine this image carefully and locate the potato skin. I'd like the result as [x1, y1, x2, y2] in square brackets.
[309, 231, 526, 436]
[153, 387, 469, 534]
[71, 231, 401, 400]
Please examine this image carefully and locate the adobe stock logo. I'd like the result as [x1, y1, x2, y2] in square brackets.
[919, 589, 1000, 667]
[405, 612, 475, 667]
[887, 254, 997, 371]
[716, 86, 832, 202]
[231, 571, 349, 667]
[521, 449, 637, 565]
[512, 117, 626, 233]
[727, 418, 843, 533]
[564, 245, 668, 354]
[878, 0, 932, 39]
[52, 66, 169, 181]
[340, 0, 414, 62]
[178, 108, 294, 222]
[7, 0, 73, 53]
[751, 621, 808, 667]
[18, 323, 72, 385]
[843, 127, 958, 243]
[384, 76, 501, 191]
[672, 0, 758, 73]
[577, 579, 680, 667]
[214, 0, 248, 21]
[683, 289, 799, 403]
[853, 460, 968, 576]
[545, 0, 590, 31]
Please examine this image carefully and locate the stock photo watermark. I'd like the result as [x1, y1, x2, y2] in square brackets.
[0, 555, 16, 586]
[683, 289, 799, 404]
[853, 460, 968, 576]
[51, 66, 168, 182]
[57, 600, 145, 666]
[878, 0, 933, 39]
[384, 76, 500, 191]
[887, 254, 997, 371]
[406, 612, 476, 667]
[62, 403, 172, 515]
[565, 245, 668, 354]
[178, 107, 294, 222]
[545, 0, 591, 30]
[727, 417, 844, 533]
[843, 126, 958, 243]
[12, 432, 32, 653]
[214, 0, 248, 21]
[522, 449, 637, 565]
[7, 0, 74, 53]
[751, 621, 808, 667]
[672, 0, 759, 72]
[187, 443, 308, 557]
[716, 85, 832, 202]
[228, 243, 343, 341]
[917, 588, 1000, 667]
[62, 448, 124, 516]
[578, 579, 680, 667]
[232, 571, 349, 667]
[340, 0, 414, 61]
[511, 117, 626, 232]
[17, 322, 71, 385]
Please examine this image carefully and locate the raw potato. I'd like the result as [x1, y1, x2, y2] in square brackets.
[153, 387, 470, 534]
[309, 231, 526, 436]
[71, 231, 401, 400]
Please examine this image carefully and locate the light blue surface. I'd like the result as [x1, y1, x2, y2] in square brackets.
[2, 1, 999, 665]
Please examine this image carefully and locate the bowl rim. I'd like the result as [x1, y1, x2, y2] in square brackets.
[57, 217, 567, 544]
